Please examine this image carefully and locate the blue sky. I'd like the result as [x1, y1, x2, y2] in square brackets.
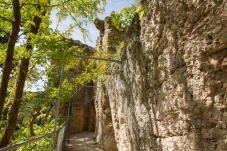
[50, 0, 135, 47]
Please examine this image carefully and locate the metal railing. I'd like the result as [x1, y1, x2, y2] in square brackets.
[0, 132, 54, 151]
[73, 54, 125, 64]
[0, 121, 69, 151]
[56, 121, 70, 151]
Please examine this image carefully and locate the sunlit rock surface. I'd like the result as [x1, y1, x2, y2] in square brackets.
[95, 0, 227, 151]
[94, 16, 125, 151]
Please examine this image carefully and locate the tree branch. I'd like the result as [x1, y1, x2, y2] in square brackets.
[45, 0, 71, 7]
[20, 0, 72, 8]
[62, 5, 87, 32]
[0, 15, 13, 23]
[20, 2, 39, 8]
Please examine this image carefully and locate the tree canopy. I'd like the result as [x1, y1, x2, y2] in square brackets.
[0, 0, 106, 148]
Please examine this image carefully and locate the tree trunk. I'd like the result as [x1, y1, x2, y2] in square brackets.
[30, 108, 41, 136]
[41, 103, 53, 126]
[0, 12, 43, 148]
[0, 0, 20, 121]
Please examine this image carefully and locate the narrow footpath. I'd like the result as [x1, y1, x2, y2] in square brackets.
[65, 132, 104, 151]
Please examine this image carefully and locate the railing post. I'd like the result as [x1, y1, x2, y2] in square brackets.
[52, 58, 65, 151]
[56, 121, 70, 151]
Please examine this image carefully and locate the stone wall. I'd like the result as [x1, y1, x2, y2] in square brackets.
[95, 0, 227, 151]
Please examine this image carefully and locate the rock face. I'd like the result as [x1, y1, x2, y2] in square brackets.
[95, 1, 227, 151]
[69, 84, 96, 133]
[95, 17, 125, 151]
[96, 17, 125, 54]
[66, 40, 96, 133]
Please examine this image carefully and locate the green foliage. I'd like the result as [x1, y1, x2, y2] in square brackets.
[135, 5, 145, 20]
[0, 0, 107, 149]
[110, 3, 145, 31]
[111, 6, 136, 31]
[0, 31, 9, 44]
[17, 137, 52, 151]
[3, 90, 55, 150]
[111, 42, 124, 60]
[0, 44, 6, 64]
[13, 118, 54, 151]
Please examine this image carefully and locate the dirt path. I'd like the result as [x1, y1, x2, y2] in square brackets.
[65, 132, 104, 151]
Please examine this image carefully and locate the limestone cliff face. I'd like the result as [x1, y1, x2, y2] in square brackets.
[69, 84, 96, 133]
[96, 17, 125, 54]
[95, 17, 125, 151]
[65, 40, 96, 133]
[95, 0, 227, 151]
